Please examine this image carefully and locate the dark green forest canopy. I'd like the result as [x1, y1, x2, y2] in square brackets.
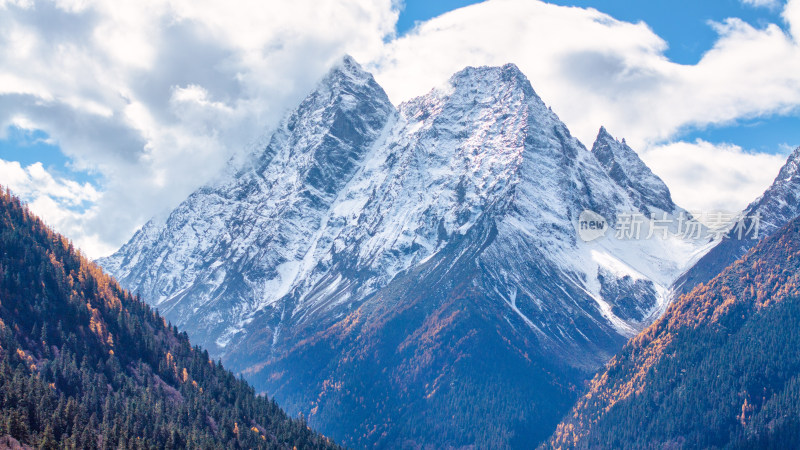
[0, 186, 339, 449]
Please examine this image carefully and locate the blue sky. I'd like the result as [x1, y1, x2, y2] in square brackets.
[1, 0, 799, 256]
[0, 127, 98, 187]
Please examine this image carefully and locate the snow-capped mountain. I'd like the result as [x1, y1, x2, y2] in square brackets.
[676, 146, 800, 294]
[100, 55, 397, 350]
[100, 57, 712, 448]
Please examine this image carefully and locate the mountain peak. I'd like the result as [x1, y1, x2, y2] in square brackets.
[339, 53, 358, 66]
[286, 54, 393, 138]
[597, 125, 628, 145]
[449, 62, 523, 78]
[591, 127, 676, 214]
[739, 144, 800, 235]
[447, 63, 538, 99]
[331, 54, 362, 75]
[317, 54, 380, 93]
[776, 145, 800, 182]
[597, 125, 612, 139]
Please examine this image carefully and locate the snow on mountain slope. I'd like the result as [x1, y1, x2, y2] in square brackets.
[745, 146, 800, 236]
[100, 57, 715, 448]
[103, 59, 710, 354]
[99, 55, 397, 349]
[223, 65, 712, 446]
[676, 146, 800, 295]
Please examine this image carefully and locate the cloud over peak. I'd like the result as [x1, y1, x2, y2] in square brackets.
[0, 0, 398, 256]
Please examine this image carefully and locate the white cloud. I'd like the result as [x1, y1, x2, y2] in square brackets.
[0, 158, 111, 256]
[1, 0, 800, 257]
[786, 0, 800, 39]
[641, 140, 788, 214]
[741, 0, 781, 9]
[0, 159, 99, 206]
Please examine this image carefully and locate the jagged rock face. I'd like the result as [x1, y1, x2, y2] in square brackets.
[676, 146, 800, 295]
[745, 146, 800, 236]
[100, 58, 711, 448]
[99, 55, 397, 349]
[591, 126, 676, 215]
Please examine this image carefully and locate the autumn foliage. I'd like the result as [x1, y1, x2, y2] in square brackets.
[0, 187, 338, 449]
[548, 216, 800, 449]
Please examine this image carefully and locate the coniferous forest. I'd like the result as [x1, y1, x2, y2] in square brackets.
[0, 186, 339, 449]
[549, 216, 800, 449]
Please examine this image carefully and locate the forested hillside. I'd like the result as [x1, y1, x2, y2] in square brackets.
[0, 187, 337, 449]
[549, 216, 800, 449]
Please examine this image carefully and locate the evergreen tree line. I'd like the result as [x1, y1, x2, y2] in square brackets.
[0, 187, 339, 449]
